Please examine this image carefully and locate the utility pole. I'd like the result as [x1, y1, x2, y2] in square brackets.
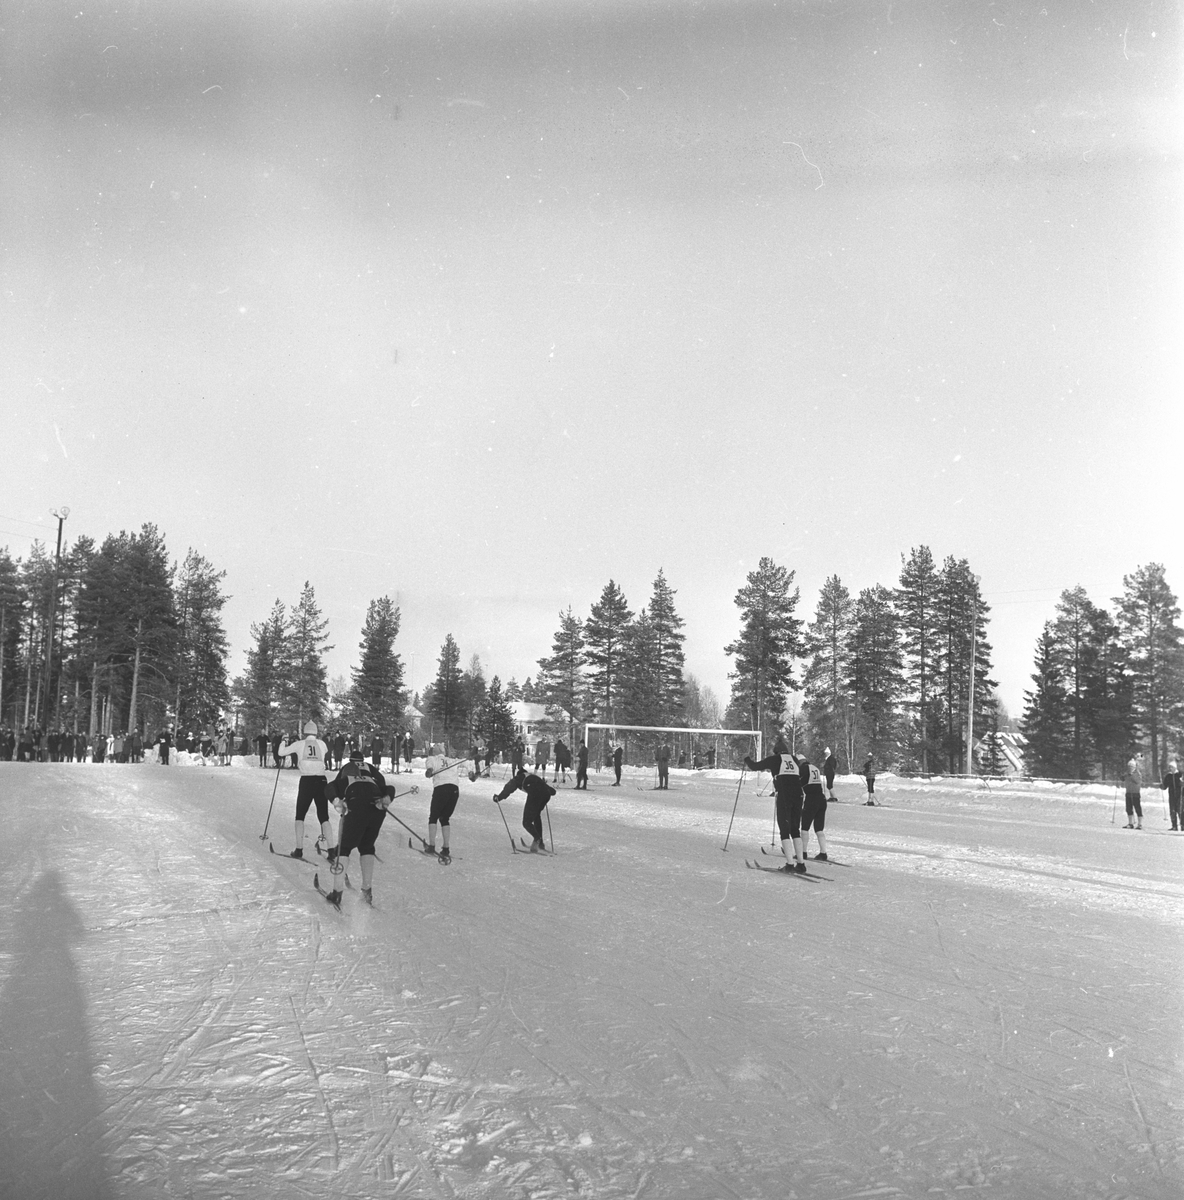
[965, 574, 980, 775]
[40, 507, 69, 729]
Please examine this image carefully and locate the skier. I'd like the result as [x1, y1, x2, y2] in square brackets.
[612, 744, 623, 786]
[823, 747, 838, 800]
[424, 744, 466, 863]
[799, 754, 831, 862]
[535, 737, 551, 777]
[493, 766, 556, 851]
[745, 736, 808, 873]
[553, 738, 569, 784]
[1161, 759, 1182, 831]
[575, 741, 589, 790]
[323, 747, 397, 906]
[862, 755, 877, 805]
[277, 722, 333, 859]
[1123, 753, 1144, 829]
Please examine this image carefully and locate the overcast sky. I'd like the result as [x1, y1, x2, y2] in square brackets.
[2, 0, 1180, 718]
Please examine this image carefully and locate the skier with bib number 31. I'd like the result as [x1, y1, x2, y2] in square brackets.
[277, 722, 332, 859]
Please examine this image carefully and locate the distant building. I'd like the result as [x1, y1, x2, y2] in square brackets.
[509, 702, 550, 746]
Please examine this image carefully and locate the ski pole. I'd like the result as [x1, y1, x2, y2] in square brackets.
[492, 795, 518, 851]
[259, 764, 283, 841]
[545, 805, 554, 852]
[1111, 785, 1118, 824]
[771, 800, 777, 846]
[721, 768, 746, 851]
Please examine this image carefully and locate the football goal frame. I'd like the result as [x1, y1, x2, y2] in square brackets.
[582, 723, 762, 771]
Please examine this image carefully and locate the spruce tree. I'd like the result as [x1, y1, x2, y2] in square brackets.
[584, 580, 634, 725]
[426, 634, 463, 749]
[802, 575, 854, 765]
[173, 549, 230, 735]
[460, 655, 487, 747]
[850, 584, 904, 769]
[479, 675, 517, 758]
[1050, 586, 1104, 780]
[1021, 625, 1073, 777]
[0, 550, 25, 728]
[537, 606, 586, 744]
[234, 600, 289, 735]
[349, 596, 405, 736]
[1115, 563, 1183, 775]
[723, 557, 803, 748]
[647, 569, 686, 725]
[285, 582, 332, 733]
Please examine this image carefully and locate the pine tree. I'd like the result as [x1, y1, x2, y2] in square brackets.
[537, 606, 586, 744]
[849, 584, 904, 769]
[349, 596, 406, 736]
[173, 549, 230, 735]
[802, 575, 854, 765]
[723, 557, 803, 748]
[584, 580, 634, 725]
[932, 558, 995, 774]
[1021, 625, 1073, 777]
[425, 634, 463, 749]
[895, 546, 941, 773]
[1115, 564, 1183, 775]
[0, 550, 26, 729]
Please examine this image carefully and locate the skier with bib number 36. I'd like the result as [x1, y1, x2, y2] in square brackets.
[493, 767, 556, 852]
[744, 736, 809, 873]
[322, 747, 396, 906]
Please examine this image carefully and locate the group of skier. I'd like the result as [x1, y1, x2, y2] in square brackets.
[743, 741, 838, 874]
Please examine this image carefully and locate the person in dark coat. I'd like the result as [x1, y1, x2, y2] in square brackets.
[1161, 759, 1182, 832]
[158, 726, 173, 766]
[612, 744, 623, 786]
[575, 742, 589, 789]
[745, 736, 809, 873]
[823, 747, 838, 800]
[494, 767, 556, 852]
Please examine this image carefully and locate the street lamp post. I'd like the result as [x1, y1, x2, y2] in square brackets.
[40, 506, 69, 730]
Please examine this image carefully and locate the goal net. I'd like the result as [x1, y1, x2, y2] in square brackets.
[582, 723, 762, 773]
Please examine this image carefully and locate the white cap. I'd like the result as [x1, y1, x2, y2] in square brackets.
[304, 721, 318, 736]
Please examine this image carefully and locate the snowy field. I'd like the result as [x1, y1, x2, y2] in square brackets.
[1, 761, 1180, 1200]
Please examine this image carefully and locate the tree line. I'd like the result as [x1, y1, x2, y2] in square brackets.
[719, 548, 996, 776]
[1019, 565, 1182, 780]
[0, 527, 229, 740]
[5, 525, 1178, 780]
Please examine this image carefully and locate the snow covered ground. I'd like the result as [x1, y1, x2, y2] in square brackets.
[1, 760, 1180, 1200]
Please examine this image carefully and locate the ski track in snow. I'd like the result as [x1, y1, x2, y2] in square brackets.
[0, 762, 1180, 1199]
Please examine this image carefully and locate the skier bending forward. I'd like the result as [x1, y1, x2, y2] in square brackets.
[324, 747, 396, 906]
[494, 767, 556, 852]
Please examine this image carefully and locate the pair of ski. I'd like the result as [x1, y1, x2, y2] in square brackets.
[312, 871, 374, 911]
[745, 846, 842, 881]
[515, 837, 553, 855]
[407, 837, 457, 863]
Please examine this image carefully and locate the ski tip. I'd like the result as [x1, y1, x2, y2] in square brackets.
[313, 872, 320, 888]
